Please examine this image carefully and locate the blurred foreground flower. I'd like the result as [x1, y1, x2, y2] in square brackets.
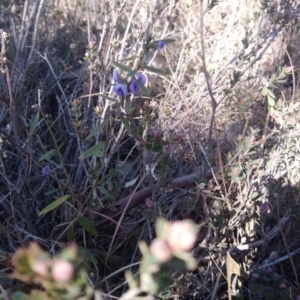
[51, 259, 74, 282]
[166, 220, 198, 252]
[285, 66, 294, 74]
[149, 238, 172, 263]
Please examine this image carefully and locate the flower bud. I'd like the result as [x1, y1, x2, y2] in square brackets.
[149, 238, 173, 263]
[51, 259, 74, 282]
[166, 220, 198, 252]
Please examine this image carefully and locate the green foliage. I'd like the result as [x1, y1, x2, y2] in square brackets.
[260, 66, 290, 114]
[38, 195, 71, 216]
[78, 142, 105, 160]
[121, 218, 198, 298]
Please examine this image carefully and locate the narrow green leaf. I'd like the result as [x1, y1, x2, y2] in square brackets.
[78, 216, 98, 236]
[38, 195, 71, 216]
[261, 86, 269, 97]
[120, 114, 133, 136]
[86, 118, 110, 141]
[145, 49, 150, 62]
[78, 142, 105, 160]
[39, 149, 56, 161]
[112, 61, 133, 73]
[268, 83, 277, 89]
[275, 79, 287, 83]
[101, 94, 118, 102]
[144, 66, 165, 74]
[119, 55, 139, 62]
[44, 188, 59, 196]
[127, 70, 137, 78]
[98, 187, 114, 199]
[67, 224, 74, 241]
[125, 97, 132, 114]
[276, 74, 286, 81]
[30, 112, 40, 136]
[136, 80, 150, 96]
[268, 94, 275, 107]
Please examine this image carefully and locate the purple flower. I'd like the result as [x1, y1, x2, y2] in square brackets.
[42, 165, 51, 176]
[113, 84, 128, 97]
[152, 129, 161, 139]
[129, 72, 147, 95]
[136, 72, 146, 84]
[157, 40, 166, 50]
[113, 69, 123, 83]
[260, 202, 270, 214]
[129, 80, 140, 95]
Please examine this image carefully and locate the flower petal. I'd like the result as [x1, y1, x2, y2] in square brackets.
[113, 70, 121, 83]
[157, 39, 166, 50]
[42, 165, 51, 176]
[136, 72, 147, 85]
[129, 80, 140, 95]
[113, 84, 128, 97]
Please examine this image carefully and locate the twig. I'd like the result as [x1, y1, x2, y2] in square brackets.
[249, 247, 300, 274]
[91, 170, 203, 225]
[0, 30, 19, 140]
[198, 0, 217, 142]
[284, 48, 296, 103]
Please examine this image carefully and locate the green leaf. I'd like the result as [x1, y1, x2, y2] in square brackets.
[44, 188, 59, 196]
[136, 79, 150, 96]
[127, 69, 137, 78]
[12, 291, 32, 300]
[86, 118, 110, 140]
[112, 61, 133, 73]
[268, 105, 274, 116]
[29, 112, 40, 136]
[125, 270, 139, 290]
[275, 79, 287, 83]
[270, 74, 276, 82]
[120, 113, 133, 136]
[38, 195, 71, 216]
[155, 217, 170, 239]
[149, 273, 174, 294]
[79, 142, 105, 159]
[78, 216, 98, 236]
[144, 65, 165, 74]
[125, 97, 132, 114]
[276, 74, 286, 81]
[261, 86, 269, 97]
[39, 149, 56, 161]
[268, 89, 276, 99]
[101, 94, 118, 102]
[98, 187, 114, 199]
[268, 95, 275, 107]
[67, 224, 74, 241]
[119, 55, 139, 62]
[145, 50, 150, 62]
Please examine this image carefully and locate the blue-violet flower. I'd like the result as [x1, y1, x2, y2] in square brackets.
[42, 165, 51, 176]
[157, 39, 166, 50]
[113, 84, 128, 97]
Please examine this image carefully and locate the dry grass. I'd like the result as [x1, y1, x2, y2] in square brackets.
[1, 0, 300, 299]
